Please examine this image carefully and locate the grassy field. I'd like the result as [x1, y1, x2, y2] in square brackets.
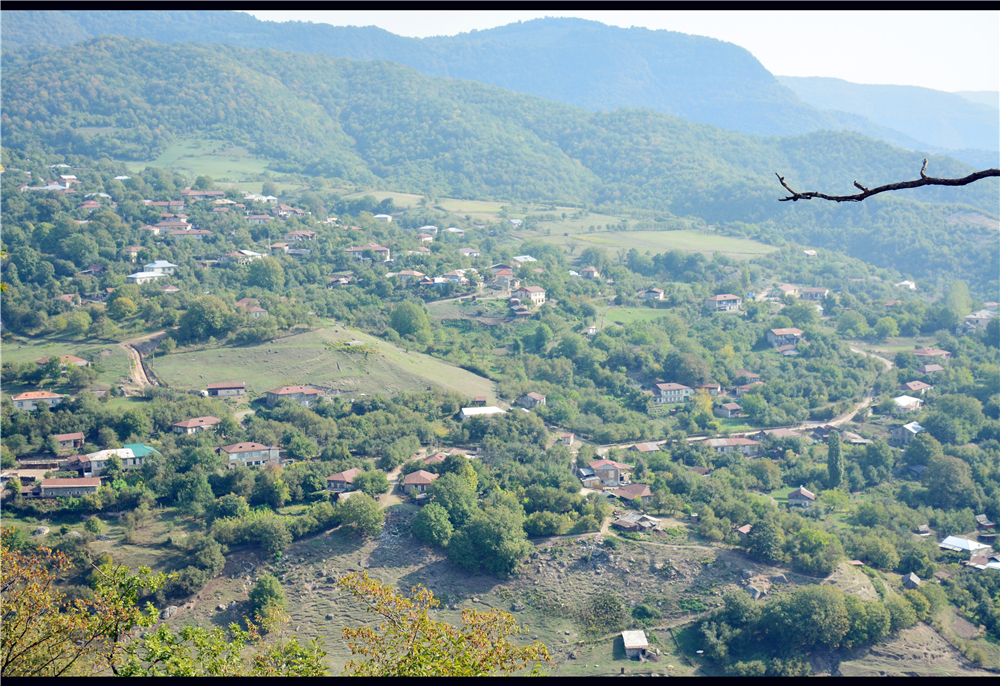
[601, 307, 676, 326]
[0, 336, 131, 397]
[149, 323, 495, 402]
[119, 138, 282, 184]
[531, 230, 778, 261]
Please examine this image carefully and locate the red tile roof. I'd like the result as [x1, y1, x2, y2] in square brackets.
[403, 470, 439, 485]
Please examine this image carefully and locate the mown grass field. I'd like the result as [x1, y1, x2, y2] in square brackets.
[602, 307, 675, 326]
[149, 324, 495, 402]
[121, 138, 271, 180]
[0, 336, 131, 398]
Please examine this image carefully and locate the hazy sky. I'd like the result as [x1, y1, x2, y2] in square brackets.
[243, 10, 999, 93]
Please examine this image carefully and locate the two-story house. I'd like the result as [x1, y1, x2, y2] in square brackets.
[217, 442, 281, 467]
[171, 416, 221, 434]
[265, 385, 322, 408]
[766, 328, 804, 347]
[652, 383, 693, 404]
[704, 294, 742, 311]
[12, 391, 64, 411]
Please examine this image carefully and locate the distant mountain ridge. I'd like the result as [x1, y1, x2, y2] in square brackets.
[777, 76, 1000, 156]
[0, 9, 964, 156]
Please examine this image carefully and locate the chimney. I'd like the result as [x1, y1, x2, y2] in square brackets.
[621, 667, 625, 674]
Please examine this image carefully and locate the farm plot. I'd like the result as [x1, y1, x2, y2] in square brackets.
[537, 230, 778, 261]
[149, 324, 495, 402]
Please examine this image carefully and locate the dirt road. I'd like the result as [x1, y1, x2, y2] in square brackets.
[118, 331, 167, 390]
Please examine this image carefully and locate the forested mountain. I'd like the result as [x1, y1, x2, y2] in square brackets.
[3, 36, 997, 293]
[777, 76, 1000, 156]
[0, 10, 941, 150]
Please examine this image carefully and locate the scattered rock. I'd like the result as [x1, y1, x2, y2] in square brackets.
[63, 530, 82, 538]
[326, 614, 335, 621]
[217, 604, 227, 611]
[771, 573, 788, 584]
[511, 602, 525, 612]
[161, 605, 178, 620]
[33, 526, 49, 536]
[746, 586, 765, 600]
[742, 569, 753, 579]
[96, 534, 110, 541]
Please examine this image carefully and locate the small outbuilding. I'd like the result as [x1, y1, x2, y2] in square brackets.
[902, 572, 921, 589]
[621, 630, 649, 658]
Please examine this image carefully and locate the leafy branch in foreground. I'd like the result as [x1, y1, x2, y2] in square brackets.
[776, 159, 999, 202]
[0, 527, 326, 677]
[337, 571, 552, 676]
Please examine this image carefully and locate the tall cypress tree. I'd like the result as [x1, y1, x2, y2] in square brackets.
[827, 431, 844, 488]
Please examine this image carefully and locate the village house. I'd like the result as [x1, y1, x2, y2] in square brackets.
[560, 432, 574, 446]
[697, 382, 722, 396]
[787, 486, 816, 508]
[621, 630, 650, 659]
[144, 260, 178, 275]
[36, 355, 89, 368]
[803, 250, 818, 257]
[800, 287, 830, 301]
[403, 470, 438, 494]
[395, 270, 426, 286]
[912, 347, 952, 360]
[615, 483, 653, 507]
[247, 215, 271, 225]
[898, 380, 932, 395]
[346, 243, 391, 262]
[69, 448, 135, 477]
[580, 266, 600, 280]
[459, 247, 481, 257]
[326, 467, 363, 492]
[939, 536, 991, 555]
[12, 391, 64, 411]
[896, 280, 917, 290]
[589, 459, 633, 488]
[171, 416, 221, 435]
[707, 437, 760, 457]
[161, 285, 181, 294]
[508, 219, 523, 227]
[418, 225, 439, 234]
[265, 385, 322, 408]
[284, 230, 317, 242]
[735, 381, 764, 398]
[373, 214, 393, 223]
[734, 369, 761, 383]
[766, 328, 804, 347]
[516, 392, 546, 409]
[513, 285, 546, 306]
[126, 271, 166, 285]
[963, 310, 995, 330]
[733, 523, 753, 541]
[51, 432, 86, 451]
[206, 381, 246, 397]
[638, 287, 665, 300]
[39, 478, 102, 499]
[714, 402, 743, 419]
[704, 294, 742, 311]
[893, 395, 923, 414]
[270, 242, 289, 253]
[769, 284, 800, 298]
[630, 442, 660, 454]
[217, 442, 281, 468]
[753, 428, 804, 442]
[53, 294, 81, 307]
[122, 246, 145, 261]
[652, 382, 693, 404]
[975, 514, 996, 532]
[460, 406, 506, 420]
[493, 269, 519, 289]
[612, 512, 660, 534]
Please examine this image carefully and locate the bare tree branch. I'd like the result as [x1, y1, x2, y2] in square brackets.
[776, 159, 999, 202]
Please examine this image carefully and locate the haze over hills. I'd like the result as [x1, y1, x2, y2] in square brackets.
[2, 9, 985, 161]
[2, 36, 997, 293]
[777, 76, 1000, 158]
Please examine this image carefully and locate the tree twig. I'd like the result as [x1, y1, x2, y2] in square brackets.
[775, 159, 999, 202]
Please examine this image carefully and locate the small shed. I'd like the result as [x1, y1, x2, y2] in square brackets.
[903, 572, 921, 589]
[621, 630, 649, 658]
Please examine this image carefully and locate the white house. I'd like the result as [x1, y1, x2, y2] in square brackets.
[460, 407, 506, 420]
[705, 294, 742, 311]
[893, 395, 923, 414]
[513, 286, 546, 306]
[144, 260, 178, 275]
[652, 383, 693, 404]
[373, 214, 393, 223]
[126, 271, 166, 284]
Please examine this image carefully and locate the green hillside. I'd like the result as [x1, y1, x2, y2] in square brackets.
[0, 11, 931, 147]
[2, 37, 997, 292]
